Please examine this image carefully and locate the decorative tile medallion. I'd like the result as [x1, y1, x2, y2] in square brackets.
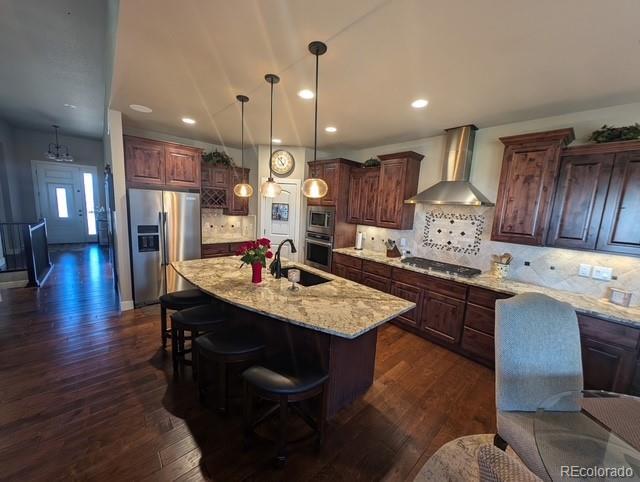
[423, 211, 485, 255]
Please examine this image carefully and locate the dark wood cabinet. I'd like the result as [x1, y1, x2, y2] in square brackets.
[376, 152, 423, 229]
[361, 272, 391, 293]
[348, 168, 379, 224]
[596, 149, 640, 255]
[224, 167, 249, 215]
[492, 129, 575, 245]
[547, 153, 614, 249]
[306, 159, 357, 208]
[202, 242, 245, 258]
[390, 281, 422, 328]
[124, 136, 202, 189]
[124, 137, 166, 187]
[420, 291, 466, 345]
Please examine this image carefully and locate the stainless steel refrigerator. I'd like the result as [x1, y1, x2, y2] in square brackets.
[128, 188, 201, 306]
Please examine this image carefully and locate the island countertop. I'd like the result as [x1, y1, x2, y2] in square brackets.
[171, 257, 415, 339]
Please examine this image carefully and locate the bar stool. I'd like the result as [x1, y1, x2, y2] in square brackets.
[242, 360, 329, 467]
[195, 328, 265, 413]
[159, 289, 212, 348]
[170, 304, 226, 377]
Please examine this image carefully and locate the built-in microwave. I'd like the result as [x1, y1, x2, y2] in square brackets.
[307, 206, 335, 235]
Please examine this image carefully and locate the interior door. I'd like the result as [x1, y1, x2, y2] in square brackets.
[34, 162, 95, 244]
[260, 179, 300, 261]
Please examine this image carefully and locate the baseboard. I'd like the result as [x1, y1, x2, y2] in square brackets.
[0, 279, 29, 289]
[120, 300, 135, 311]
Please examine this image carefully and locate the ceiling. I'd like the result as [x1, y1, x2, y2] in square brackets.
[0, 0, 108, 139]
[111, 0, 640, 150]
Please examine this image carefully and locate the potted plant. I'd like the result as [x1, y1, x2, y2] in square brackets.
[235, 238, 273, 284]
[588, 124, 640, 143]
[363, 157, 380, 168]
[202, 149, 234, 166]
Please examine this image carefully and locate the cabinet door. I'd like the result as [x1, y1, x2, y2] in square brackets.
[321, 162, 339, 206]
[225, 167, 249, 215]
[211, 167, 230, 189]
[491, 143, 562, 245]
[596, 151, 640, 256]
[124, 137, 165, 186]
[547, 154, 613, 249]
[390, 281, 422, 328]
[361, 272, 391, 293]
[347, 170, 364, 223]
[201, 163, 212, 187]
[332, 262, 362, 283]
[307, 163, 323, 206]
[376, 159, 407, 228]
[420, 291, 466, 345]
[361, 169, 380, 225]
[581, 337, 636, 393]
[165, 145, 201, 188]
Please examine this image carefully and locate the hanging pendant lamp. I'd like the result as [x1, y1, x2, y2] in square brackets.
[233, 95, 253, 198]
[260, 74, 282, 198]
[302, 41, 329, 199]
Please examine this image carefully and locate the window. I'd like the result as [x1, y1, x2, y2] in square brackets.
[55, 187, 69, 218]
[83, 173, 97, 236]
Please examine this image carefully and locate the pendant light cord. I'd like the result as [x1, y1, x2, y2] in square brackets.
[269, 80, 274, 179]
[313, 52, 319, 163]
[240, 100, 245, 182]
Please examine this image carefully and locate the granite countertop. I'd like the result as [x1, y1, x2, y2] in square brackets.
[333, 247, 640, 328]
[171, 257, 414, 339]
[202, 237, 253, 245]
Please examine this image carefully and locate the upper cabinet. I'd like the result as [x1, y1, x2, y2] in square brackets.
[124, 136, 201, 190]
[306, 158, 357, 207]
[346, 151, 423, 230]
[225, 167, 250, 216]
[200, 164, 251, 215]
[491, 129, 575, 245]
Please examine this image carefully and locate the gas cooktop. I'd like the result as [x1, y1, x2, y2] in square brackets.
[401, 257, 481, 278]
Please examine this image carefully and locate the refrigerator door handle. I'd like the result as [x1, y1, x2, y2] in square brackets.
[161, 211, 169, 266]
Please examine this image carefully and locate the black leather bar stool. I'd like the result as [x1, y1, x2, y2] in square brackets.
[242, 360, 329, 467]
[195, 328, 265, 413]
[170, 304, 226, 377]
[159, 289, 212, 348]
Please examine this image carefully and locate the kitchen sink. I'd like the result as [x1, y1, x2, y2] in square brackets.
[280, 267, 331, 287]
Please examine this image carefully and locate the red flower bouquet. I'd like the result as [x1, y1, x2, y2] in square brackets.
[236, 238, 273, 283]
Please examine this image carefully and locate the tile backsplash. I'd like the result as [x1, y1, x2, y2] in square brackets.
[202, 209, 256, 242]
[358, 205, 640, 306]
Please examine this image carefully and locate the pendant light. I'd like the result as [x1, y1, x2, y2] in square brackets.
[301, 41, 329, 199]
[45, 125, 73, 162]
[233, 94, 253, 198]
[260, 73, 282, 198]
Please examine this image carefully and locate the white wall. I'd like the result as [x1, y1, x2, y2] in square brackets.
[0, 119, 21, 222]
[105, 110, 133, 310]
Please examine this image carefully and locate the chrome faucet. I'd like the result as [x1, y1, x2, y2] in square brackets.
[269, 239, 297, 279]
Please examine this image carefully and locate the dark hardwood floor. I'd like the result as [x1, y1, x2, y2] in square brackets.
[0, 245, 496, 481]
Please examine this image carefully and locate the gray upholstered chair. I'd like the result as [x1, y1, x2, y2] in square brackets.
[494, 292, 583, 480]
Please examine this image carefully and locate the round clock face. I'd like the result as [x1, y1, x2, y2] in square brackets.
[271, 150, 295, 177]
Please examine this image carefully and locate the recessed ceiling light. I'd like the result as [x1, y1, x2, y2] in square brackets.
[297, 89, 314, 99]
[63, 103, 77, 109]
[411, 99, 429, 109]
[129, 104, 153, 113]
[182, 117, 196, 125]
[272, 138, 282, 144]
[325, 126, 337, 133]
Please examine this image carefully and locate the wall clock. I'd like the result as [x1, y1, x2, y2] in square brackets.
[271, 150, 295, 177]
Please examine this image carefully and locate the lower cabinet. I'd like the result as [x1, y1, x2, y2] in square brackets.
[329, 253, 640, 393]
[202, 242, 244, 258]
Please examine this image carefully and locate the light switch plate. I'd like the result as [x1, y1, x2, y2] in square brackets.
[592, 266, 613, 281]
[578, 264, 592, 277]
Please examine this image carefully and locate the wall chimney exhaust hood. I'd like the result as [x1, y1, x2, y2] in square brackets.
[405, 125, 494, 206]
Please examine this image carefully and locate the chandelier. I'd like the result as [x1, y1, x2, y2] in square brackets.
[46, 125, 73, 162]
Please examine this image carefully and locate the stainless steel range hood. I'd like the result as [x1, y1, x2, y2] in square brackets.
[405, 125, 494, 206]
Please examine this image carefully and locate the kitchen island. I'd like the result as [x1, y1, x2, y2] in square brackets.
[172, 256, 414, 417]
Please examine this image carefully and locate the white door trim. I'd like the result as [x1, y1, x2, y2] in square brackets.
[259, 177, 301, 262]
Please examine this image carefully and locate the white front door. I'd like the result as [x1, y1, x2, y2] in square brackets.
[33, 161, 99, 244]
[260, 179, 300, 261]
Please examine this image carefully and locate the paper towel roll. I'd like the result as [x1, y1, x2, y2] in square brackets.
[355, 231, 364, 250]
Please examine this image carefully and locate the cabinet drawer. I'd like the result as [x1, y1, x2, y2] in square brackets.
[202, 243, 230, 258]
[391, 281, 421, 326]
[578, 314, 640, 350]
[467, 286, 511, 309]
[464, 303, 495, 335]
[362, 260, 392, 278]
[392, 268, 467, 300]
[332, 252, 363, 270]
[332, 262, 362, 283]
[361, 272, 391, 293]
[461, 327, 495, 363]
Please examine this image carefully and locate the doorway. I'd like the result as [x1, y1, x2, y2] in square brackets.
[260, 178, 301, 261]
[32, 161, 99, 244]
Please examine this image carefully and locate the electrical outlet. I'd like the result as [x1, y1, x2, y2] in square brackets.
[579, 264, 592, 277]
[592, 266, 613, 281]
[399, 238, 407, 248]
